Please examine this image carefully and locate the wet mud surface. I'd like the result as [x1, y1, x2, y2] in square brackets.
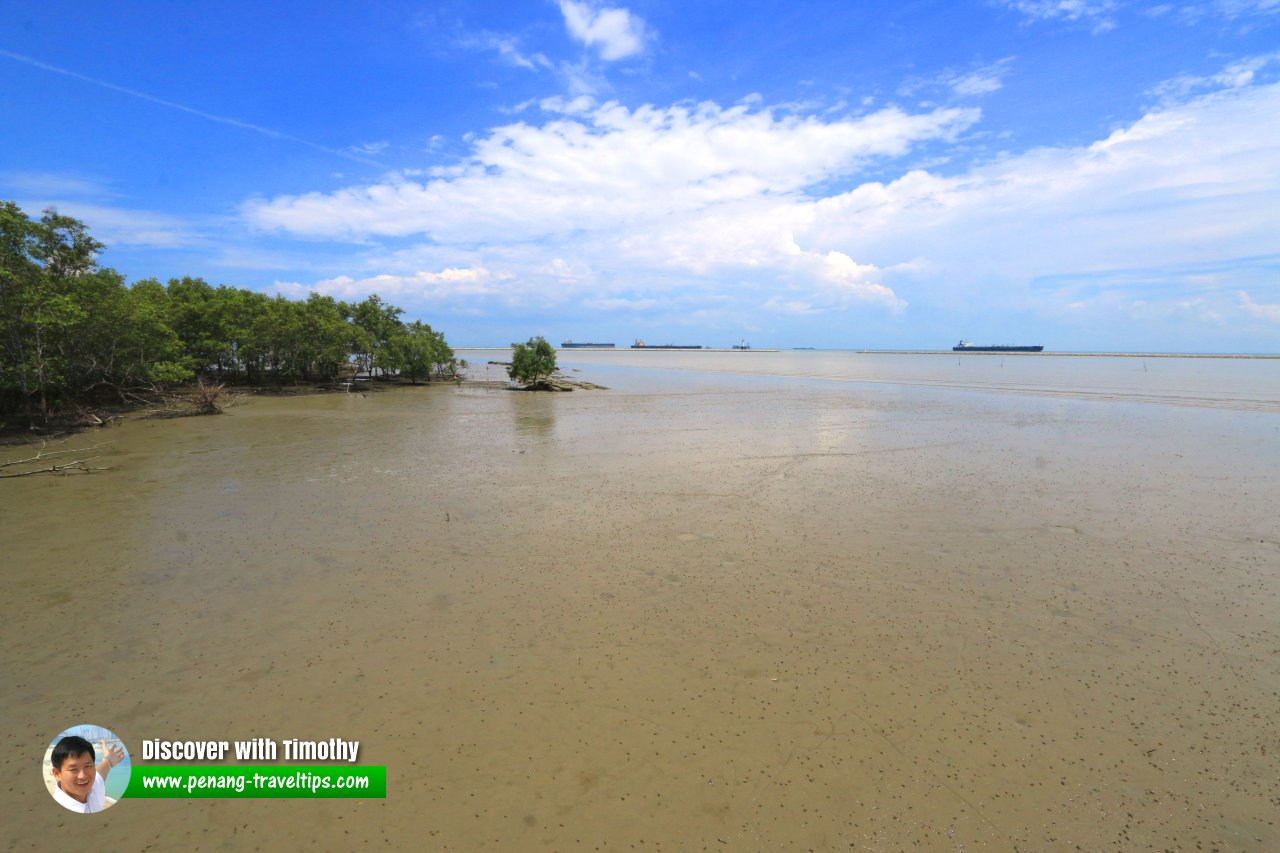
[3, 361, 1278, 850]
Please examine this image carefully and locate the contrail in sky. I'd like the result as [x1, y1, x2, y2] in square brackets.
[0, 48, 386, 167]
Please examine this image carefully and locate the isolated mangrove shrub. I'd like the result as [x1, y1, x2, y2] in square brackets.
[508, 336, 557, 386]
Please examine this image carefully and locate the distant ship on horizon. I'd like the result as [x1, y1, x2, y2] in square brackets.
[560, 340, 615, 348]
[631, 339, 703, 350]
[953, 340, 1044, 353]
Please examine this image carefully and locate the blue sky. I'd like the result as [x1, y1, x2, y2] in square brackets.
[3, 0, 1278, 351]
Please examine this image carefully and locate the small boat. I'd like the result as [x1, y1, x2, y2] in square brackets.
[732, 339, 751, 350]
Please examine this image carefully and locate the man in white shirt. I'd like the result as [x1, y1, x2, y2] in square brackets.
[49, 735, 124, 813]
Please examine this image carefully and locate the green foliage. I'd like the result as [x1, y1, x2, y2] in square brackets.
[299, 294, 352, 381]
[387, 320, 458, 384]
[70, 271, 193, 391]
[352, 294, 404, 378]
[0, 202, 458, 424]
[0, 202, 127, 421]
[508, 336, 557, 386]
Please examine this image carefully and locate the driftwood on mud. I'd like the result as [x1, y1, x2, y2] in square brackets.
[145, 380, 242, 418]
[0, 439, 109, 478]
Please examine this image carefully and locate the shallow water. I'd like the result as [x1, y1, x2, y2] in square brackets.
[552, 348, 1280, 412]
[3, 354, 1278, 849]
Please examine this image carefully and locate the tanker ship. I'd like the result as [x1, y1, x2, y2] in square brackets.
[953, 340, 1044, 353]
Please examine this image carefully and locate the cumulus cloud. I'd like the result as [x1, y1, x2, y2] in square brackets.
[558, 1, 649, 60]
[800, 79, 1280, 289]
[817, 251, 906, 311]
[247, 67, 1279, 330]
[246, 99, 977, 243]
[245, 97, 981, 314]
[1239, 291, 1280, 321]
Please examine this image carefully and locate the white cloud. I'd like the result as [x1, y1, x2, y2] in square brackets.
[817, 251, 906, 311]
[901, 59, 1015, 98]
[44, 203, 204, 249]
[805, 80, 1280, 271]
[949, 72, 1003, 97]
[246, 99, 977, 244]
[1150, 52, 1279, 102]
[274, 266, 500, 302]
[1004, 0, 1279, 27]
[582, 296, 660, 311]
[347, 141, 389, 156]
[1216, 0, 1280, 17]
[1239, 291, 1280, 321]
[558, 1, 649, 60]
[949, 60, 1015, 96]
[764, 297, 818, 316]
[996, 0, 1119, 30]
[0, 171, 117, 199]
[459, 33, 553, 71]
[557, 58, 608, 97]
[245, 96, 978, 315]
[540, 258, 592, 279]
[248, 69, 1280, 332]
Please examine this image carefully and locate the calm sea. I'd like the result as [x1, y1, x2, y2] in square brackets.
[465, 349, 1280, 413]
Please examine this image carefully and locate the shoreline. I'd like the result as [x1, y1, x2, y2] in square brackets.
[459, 347, 1279, 358]
[861, 349, 1280, 359]
[462, 346, 782, 352]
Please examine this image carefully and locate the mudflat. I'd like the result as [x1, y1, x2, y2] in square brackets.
[3, 360, 1277, 850]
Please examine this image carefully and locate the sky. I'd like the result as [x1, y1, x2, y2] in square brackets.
[2, 1, 1278, 351]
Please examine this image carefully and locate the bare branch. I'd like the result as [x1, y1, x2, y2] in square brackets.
[0, 443, 105, 467]
[0, 440, 110, 477]
[144, 380, 242, 419]
[0, 456, 108, 477]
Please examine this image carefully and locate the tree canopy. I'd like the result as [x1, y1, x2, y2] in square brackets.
[508, 336, 558, 386]
[0, 202, 460, 427]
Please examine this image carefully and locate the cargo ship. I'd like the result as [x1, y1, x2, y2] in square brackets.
[953, 340, 1044, 353]
[631, 339, 702, 350]
[560, 340, 615, 348]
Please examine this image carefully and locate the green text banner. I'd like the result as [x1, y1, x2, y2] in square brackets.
[123, 766, 386, 798]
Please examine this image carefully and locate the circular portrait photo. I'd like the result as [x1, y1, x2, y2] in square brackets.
[44, 725, 131, 814]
